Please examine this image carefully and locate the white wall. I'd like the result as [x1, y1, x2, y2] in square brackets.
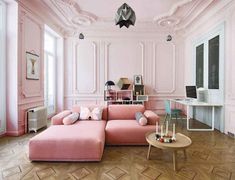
[183, 0, 235, 133]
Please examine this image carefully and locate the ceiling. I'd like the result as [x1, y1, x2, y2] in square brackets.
[36, 0, 215, 33]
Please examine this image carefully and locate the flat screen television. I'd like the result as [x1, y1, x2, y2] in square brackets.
[186, 86, 197, 99]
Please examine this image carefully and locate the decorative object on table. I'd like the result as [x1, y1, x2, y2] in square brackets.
[117, 78, 131, 90]
[105, 80, 115, 90]
[134, 75, 142, 85]
[155, 122, 176, 143]
[26, 51, 39, 80]
[197, 87, 208, 102]
[115, 3, 136, 28]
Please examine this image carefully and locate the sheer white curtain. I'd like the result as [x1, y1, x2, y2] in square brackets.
[0, 0, 6, 135]
[44, 31, 56, 116]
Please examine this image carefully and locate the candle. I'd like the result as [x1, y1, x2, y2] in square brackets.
[161, 125, 164, 138]
[172, 123, 176, 140]
[156, 122, 159, 135]
[166, 121, 168, 136]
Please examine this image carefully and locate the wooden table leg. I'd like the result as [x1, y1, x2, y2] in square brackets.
[183, 149, 187, 159]
[147, 144, 152, 160]
[173, 151, 177, 171]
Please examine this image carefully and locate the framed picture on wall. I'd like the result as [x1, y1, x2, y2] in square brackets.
[134, 75, 142, 85]
[26, 51, 40, 80]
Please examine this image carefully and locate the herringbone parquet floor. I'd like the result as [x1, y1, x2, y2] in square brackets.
[0, 118, 235, 180]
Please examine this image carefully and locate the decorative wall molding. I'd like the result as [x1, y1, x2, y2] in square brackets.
[153, 42, 176, 94]
[139, 42, 145, 78]
[105, 41, 145, 81]
[73, 41, 97, 94]
[20, 10, 44, 98]
[42, 0, 97, 29]
[104, 42, 111, 82]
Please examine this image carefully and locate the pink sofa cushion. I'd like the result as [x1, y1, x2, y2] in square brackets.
[144, 110, 160, 125]
[105, 120, 156, 145]
[72, 105, 108, 120]
[108, 105, 145, 120]
[51, 110, 71, 125]
[29, 120, 106, 161]
[62, 112, 79, 125]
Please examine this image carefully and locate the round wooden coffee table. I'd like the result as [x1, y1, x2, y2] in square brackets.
[145, 131, 192, 171]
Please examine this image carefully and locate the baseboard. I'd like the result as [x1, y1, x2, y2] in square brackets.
[227, 131, 235, 138]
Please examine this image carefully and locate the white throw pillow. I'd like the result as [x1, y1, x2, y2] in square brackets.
[80, 106, 103, 120]
[91, 107, 103, 120]
[63, 112, 79, 125]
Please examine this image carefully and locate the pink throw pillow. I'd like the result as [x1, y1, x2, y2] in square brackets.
[144, 110, 160, 125]
[63, 113, 79, 125]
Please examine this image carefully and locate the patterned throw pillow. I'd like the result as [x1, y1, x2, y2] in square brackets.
[135, 112, 147, 126]
[80, 107, 103, 120]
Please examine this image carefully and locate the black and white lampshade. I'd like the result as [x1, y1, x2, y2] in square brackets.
[115, 3, 136, 28]
[105, 81, 115, 90]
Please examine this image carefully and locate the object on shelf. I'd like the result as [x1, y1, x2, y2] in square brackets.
[137, 95, 148, 101]
[133, 85, 144, 96]
[134, 75, 143, 85]
[117, 78, 131, 90]
[105, 80, 115, 90]
[104, 90, 116, 101]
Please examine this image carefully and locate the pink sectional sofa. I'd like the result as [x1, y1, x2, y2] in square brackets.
[29, 105, 159, 162]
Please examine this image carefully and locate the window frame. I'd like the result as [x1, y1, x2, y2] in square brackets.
[193, 23, 224, 103]
[0, 0, 6, 135]
[44, 30, 57, 116]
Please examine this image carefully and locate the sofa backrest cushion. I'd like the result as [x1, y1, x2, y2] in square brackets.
[108, 105, 145, 120]
[71, 105, 108, 120]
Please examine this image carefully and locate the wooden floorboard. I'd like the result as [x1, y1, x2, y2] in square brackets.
[0, 117, 235, 180]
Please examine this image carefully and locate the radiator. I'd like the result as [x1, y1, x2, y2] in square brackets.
[27, 106, 47, 133]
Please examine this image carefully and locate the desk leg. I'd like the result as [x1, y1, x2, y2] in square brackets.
[173, 151, 177, 171]
[147, 144, 151, 160]
[212, 106, 215, 131]
[187, 105, 190, 130]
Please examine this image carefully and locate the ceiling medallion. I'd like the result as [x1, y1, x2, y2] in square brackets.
[71, 15, 92, 26]
[115, 3, 136, 28]
[157, 18, 180, 27]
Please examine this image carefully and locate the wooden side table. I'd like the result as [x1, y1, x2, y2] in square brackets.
[145, 131, 192, 171]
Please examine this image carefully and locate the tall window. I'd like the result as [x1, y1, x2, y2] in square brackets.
[194, 23, 224, 104]
[0, 0, 6, 135]
[44, 30, 56, 116]
[196, 44, 204, 88]
[195, 34, 221, 90]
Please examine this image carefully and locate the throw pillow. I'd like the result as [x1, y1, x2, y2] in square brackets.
[80, 107, 91, 120]
[91, 107, 103, 120]
[144, 110, 160, 125]
[135, 112, 147, 126]
[63, 112, 79, 125]
[80, 106, 103, 120]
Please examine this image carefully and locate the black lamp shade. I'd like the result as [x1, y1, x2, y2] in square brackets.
[105, 81, 115, 86]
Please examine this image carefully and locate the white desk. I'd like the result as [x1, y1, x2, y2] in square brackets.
[169, 99, 223, 131]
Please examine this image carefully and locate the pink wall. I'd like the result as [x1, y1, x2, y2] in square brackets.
[6, 2, 44, 136]
[63, 33, 185, 113]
